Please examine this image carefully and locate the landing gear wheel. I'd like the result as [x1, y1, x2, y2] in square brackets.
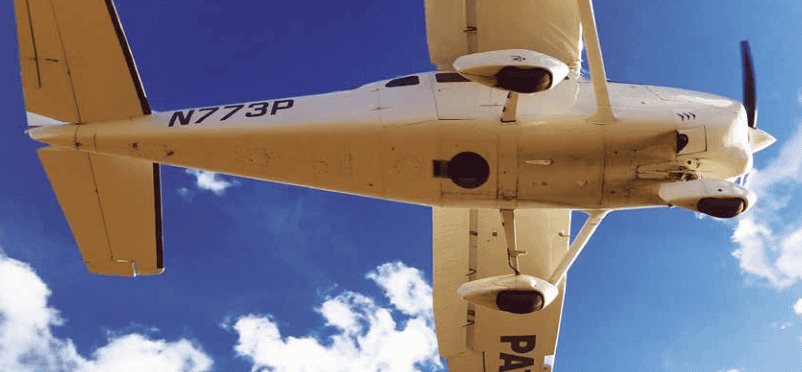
[495, 66, 552, 93]
[496, 290, 545, 314]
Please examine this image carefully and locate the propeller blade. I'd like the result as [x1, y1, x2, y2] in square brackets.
[741, 40, 757, 128]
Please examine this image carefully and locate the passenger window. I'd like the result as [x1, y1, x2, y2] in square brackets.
[435, 72, 470, 83]
[385, 76, 419, 88]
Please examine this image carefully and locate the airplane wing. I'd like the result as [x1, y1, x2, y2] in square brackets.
[424, 0, 616, 122]
[424, 0, 583, 74]
[14, 0, 151, 123]
[433, 208, 570, 372]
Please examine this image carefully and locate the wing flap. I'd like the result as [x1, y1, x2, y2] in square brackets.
[433, 208, 570, 371]
[14, 0, 150, 123]
[38, 147, 163, 276]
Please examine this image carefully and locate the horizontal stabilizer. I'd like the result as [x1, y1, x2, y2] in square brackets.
[14, 0, 150, 123]
[38, 147, 163, 276]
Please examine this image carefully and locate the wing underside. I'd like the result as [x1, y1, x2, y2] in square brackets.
[424, 0, 582, 73]
[433, 208, 570, 372]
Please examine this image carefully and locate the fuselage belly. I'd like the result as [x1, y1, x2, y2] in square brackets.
[29, 72, 750, 211]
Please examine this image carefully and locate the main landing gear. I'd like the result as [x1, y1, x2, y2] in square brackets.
[458, 209, 609, 314]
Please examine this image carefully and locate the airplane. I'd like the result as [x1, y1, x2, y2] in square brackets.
[12, 0, 775, 371]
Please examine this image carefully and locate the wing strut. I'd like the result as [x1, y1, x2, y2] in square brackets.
[548, 210, 608, 285]
[577, 0, 616, 124]
[465, 209, 609, 313]
[500, 209, 524, 274]
[499, 208, 608, 285]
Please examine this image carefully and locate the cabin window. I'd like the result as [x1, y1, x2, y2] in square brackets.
[435, 72, 470, 83]
[385, 76, 419, 88]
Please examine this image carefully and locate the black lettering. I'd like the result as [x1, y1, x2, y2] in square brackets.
[195, 107, 219, 123]
[221, 104, 244, 120]
[271, 99, 294, 115]
[498, 353, 534, 372]
[245, 102, 269, 117]
[168, 110, 194, 127]
[500, 335, 536, 353]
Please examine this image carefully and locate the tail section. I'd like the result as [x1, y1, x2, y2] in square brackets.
[14, 0, 150, 124]
[16, 0, 164, 276]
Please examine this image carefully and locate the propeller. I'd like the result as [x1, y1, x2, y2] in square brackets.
[741, 40, 757, 128]
[737, 40, 776, 187]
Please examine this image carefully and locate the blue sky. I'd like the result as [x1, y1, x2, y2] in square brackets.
[1, 0, 802, 371]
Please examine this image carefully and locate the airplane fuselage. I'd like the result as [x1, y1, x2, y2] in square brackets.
[29, 71, 751, 211]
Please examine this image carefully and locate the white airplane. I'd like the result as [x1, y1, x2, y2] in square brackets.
[13, 0, 775, 371]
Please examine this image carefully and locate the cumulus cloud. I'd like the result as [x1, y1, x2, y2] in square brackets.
[225, 261, 442, 372]
[794, 299, 802, 316]
[85, 334, 212, 372]
[0, 252, 213, 372]
[730, 122, 802, 288]
[1, 245, 442, 372]
[185, 169, 239, 196]
[366, 262, 433, 318]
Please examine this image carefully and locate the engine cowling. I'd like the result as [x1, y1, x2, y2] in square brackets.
[658, 179, 756, 218]
[453, 49, 570, 94]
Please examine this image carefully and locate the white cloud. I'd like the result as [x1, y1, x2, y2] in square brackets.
[185, 169, 239, 196]
[85, 334, 212, 372]
[718, 369, 740, 372]
[1, 246, 441, 372]
[794, 299, 802, 316]
[730, 123, 802, 289]
[772, 321, 794, 330]
[731, 217, 789, 288]
[0, 252, 213, 372]
[366, 262, 433, 318]
[177, 186, 195, 202]
[225, 262, 442, 372]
